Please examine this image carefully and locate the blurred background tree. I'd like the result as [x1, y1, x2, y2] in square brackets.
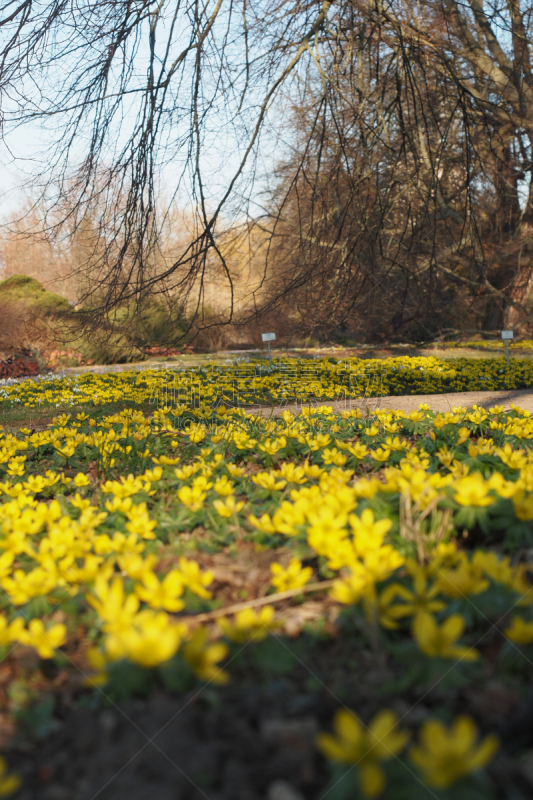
[1, 0, 533, 345]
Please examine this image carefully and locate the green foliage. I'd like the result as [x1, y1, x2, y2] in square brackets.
[0, 274, 69, 314]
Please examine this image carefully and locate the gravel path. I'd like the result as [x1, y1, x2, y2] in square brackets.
[250, 388, 533, 416]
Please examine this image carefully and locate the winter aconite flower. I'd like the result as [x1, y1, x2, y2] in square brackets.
[504, 616, 533, 645]
[181, 628, 229, 684]
[409, 716, 498, 788]
[453, 473, 494, 507]
[218, 606, 278, 643]
[381, 562, 446, 621]
[105, 610, 186, 668]
[213, 496, 245, 517]
[20, 619, 67, 659]
[317, 709, 409, 798]
[270, 558, 312, 592]
[134, 569, 185, 612]
[412, 612, 478, 660]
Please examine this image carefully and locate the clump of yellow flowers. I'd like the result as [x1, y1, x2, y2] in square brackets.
[318, 709, 498, 798]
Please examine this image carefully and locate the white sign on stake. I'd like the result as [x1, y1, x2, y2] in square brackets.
[261, 332, 276, 369]
[501, 330, 513, 367]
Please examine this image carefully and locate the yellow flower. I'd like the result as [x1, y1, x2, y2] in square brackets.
[177, 485, 206, 512]
[371, 447, 391, 463]
[174, 464, 201, 480]
[486, 471, 516, 498]
[0, 756, 21, 797]
[22, 474, 47, 493]
[504, 616, 533, 645]
[251, 471, 286, 491]
[409, 716, 498, 788]
[0, 552, 14, 581]
[2, 567, 57, 606]
[101, 474, 146, 498]
[362, 546, 404, 583]
[436, 446, 454, 467]
[226, 463, 245, 477]
[134, 569, 185, 612]
[184, 426, 206, 443]
[365, 424, 380, 437]
[151, 454, 180, 465]
[105, 610, 185, 668]
[303, 433, 332, 451]
[346, 442, 368, 459]
[436, 559, 489, 598]
[0, 616, 25, 647]
[178, 557, 213, 599]
[117, 553, 158, 581]
[453, 473, 494, 507]
[218, 606, 277, 642]
[412, 612, 478, 660]
[275, 462, 307, 484]
[142, 466, 163, 482]
[248, 512, 276, 534]
[495, 443, 527, 470]
[125, 503, 157, 540]
[270, 558, 313, 592]
[350, 509, 392, 557]
[6, 459, 24, 477]
[271, 501, 306, 536]
[317, 708, 409, 799]
[213, 475, 235, 496]
[88, 575, 140, 633]
[182, 628, 229, 683]
[21, 619, 67, 659]
[84, 647, 109, 687]
[471, 550, 515, 589]
[258, 436, 287, 455]
[365, 585, 402, 630]
[73, 473, 91, 487]
[512, 489, 533, 521]
[405, 410, 425, 422]
[382, 564, 445, 621]
[213, 496, 245, 517]
[322, 448, 348, 466]
[330, 566, 369, 605]
[307, 506, 349, 559]
[428, 541, 461, 572]
[105, 495, 133, 514]
[456, 427, 471, 445]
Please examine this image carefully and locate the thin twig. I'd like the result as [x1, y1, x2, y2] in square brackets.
[182, 579, 336, 624]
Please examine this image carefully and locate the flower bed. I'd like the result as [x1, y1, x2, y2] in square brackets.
[2, 354, 533, 409]
[0, 386, 532, 796]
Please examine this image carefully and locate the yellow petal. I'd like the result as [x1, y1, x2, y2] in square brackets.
[468, 735, 499, 772]
[412, 611, 436, 642]
[452, 716, 477, 750]
[369, 710, 404, 757]
[441, 614, 465, 642]
[335, 709, 364, 747]
[419, 719, 448, 753]
[316, 732, 357, 763]
[450, 645, 479, 662]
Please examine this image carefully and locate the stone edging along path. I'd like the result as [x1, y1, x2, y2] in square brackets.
[249, 388, 533, 417]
